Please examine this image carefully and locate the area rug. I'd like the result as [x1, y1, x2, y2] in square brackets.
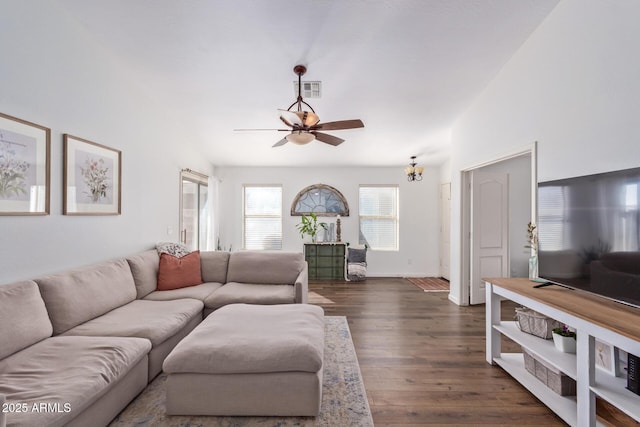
[407, 277, 450, 292]
[109, 316, 373, 427]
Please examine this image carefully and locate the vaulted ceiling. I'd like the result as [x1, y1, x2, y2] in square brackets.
[57, 0, 559, 167]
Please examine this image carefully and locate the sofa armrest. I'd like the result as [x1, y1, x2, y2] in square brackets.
[294, 263, 309, 304]
[0, 394, 6, 427]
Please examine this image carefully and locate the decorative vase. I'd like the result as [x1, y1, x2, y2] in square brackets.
[528, 255, 538, 280]
[552, 333, 576, 353]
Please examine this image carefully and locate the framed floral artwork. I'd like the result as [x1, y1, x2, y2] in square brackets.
[63, 134, 121, 215]
[595, 338, 616, 375]
[0, 112, 50, 215]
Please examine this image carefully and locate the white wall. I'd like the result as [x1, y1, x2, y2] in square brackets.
[448, 0, 640, 304]
[215, 166, 441, 277]
[0, 1, 211, 283]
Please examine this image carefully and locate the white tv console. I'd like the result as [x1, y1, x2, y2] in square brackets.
[485, 278, 640, 426]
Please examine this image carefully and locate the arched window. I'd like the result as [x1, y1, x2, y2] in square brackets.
[291, 184, 349, 216]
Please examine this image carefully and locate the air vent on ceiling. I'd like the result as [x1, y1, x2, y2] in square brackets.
[294, 81, 321, 98]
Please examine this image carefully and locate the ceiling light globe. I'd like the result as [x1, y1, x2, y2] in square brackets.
[286, 132, 315, 145]
[295, 111, 320, 127]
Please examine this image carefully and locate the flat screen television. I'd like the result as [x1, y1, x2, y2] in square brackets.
[537, 166, 640, 308]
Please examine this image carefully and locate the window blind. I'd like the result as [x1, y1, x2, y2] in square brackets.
[243, 185, 282, 250]
[359, 185, 399, 251]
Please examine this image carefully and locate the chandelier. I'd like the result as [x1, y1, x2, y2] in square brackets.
[405, 156, 424, 182]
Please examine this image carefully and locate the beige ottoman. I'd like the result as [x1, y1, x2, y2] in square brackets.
[162, 303, 325, 416]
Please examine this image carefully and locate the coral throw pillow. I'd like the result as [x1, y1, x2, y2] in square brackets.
[157, 251, 203, 291]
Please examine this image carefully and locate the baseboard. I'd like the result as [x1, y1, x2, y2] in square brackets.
[366, 273, 439, 278]
[448, 293, 462, 305]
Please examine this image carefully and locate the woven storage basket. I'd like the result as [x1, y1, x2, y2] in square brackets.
[515, 307, 561, 339]
[522, 348, 576, 396]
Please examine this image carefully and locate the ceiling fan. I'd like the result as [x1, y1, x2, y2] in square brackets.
[235, 65, 364, 147]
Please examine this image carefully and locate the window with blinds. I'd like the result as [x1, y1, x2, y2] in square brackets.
[359, 185, 399, 251]
[243, 185, 282, 250]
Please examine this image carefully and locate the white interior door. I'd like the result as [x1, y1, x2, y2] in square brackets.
[470, 172, 509, 304]
[440, 182, 451, 280]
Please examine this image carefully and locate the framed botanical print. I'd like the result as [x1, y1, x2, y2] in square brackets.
[63, 134, 121, 215]
[0, 112, 50, 215]
[595, 338, 616, 375]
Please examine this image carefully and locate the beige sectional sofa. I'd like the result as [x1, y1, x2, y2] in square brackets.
[0, 250, 308, 427]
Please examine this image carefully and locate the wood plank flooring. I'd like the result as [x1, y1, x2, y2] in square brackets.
[309, 277, 566, 426]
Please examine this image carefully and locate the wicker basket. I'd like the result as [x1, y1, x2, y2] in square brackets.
[523, 348, 577, 396]
[515, 307, 561, 339]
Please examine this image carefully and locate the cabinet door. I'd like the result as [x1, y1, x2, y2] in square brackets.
[317, 256, 333, 268]
[318, 245, 334, 257]
[308, 267, 318, 279]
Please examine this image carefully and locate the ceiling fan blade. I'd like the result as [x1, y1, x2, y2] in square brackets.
[233, 128, 290, 131]
[272, 138, 288, 147]
[279, 115, 294, 128]
[313, 132, 344, 146]
[313, 119, 364, 131]
[278, 109, 303, 126]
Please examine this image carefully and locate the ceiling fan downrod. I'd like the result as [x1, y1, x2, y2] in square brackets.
[288, 64, 315, 113]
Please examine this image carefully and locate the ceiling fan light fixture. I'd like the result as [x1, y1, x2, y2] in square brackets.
[286, 131, 315, 145]
[235, 64, 364, 148]
[295, 111, 320, 127]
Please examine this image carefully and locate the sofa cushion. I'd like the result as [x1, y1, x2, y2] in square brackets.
[126, 249, 159, 299]
[157, 251, 203, 291]
[35, 259, 137, 335]
[226, 251, 304, 285]
[62, 299, 203, 347]
[200, 251, 230, 283]
[0, 335, 150, 427]
[144, 282, 223, 302]
[204, 282, 295, 310]
[163, 303, 324, 374]
[0, 281, 53, 360]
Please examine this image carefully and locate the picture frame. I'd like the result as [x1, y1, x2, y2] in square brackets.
[0, 112, 50, 215]
[63, 134, 121, 215]
[595, 338, 617, 376]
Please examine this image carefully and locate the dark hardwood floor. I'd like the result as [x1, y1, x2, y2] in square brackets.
[309, 277, 566, 426]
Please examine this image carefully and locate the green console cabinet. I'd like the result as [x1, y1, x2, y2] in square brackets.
[304, 243, 346, 280]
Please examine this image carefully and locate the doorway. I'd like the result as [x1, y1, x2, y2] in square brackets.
[460, 145, 537, 305]
[440, 183, 451, 280]
[180, 169, 209, 251]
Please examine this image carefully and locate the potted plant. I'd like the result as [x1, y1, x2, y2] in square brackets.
[296, 212, 328, 243]
[552, 325, 577, 353]
[525, 222, 539, 280]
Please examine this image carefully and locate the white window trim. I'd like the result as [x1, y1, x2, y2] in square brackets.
[242, 184, 283, 250]
[358, 184, 399, 251]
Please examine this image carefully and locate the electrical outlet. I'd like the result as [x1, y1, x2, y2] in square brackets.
[167, 226, 173, 235]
